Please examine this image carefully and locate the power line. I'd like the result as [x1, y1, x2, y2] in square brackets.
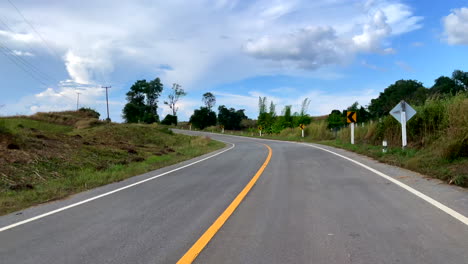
[0, 44, 49, 86]
[6, 0, 62, 60]
[0, 41, 57, 84]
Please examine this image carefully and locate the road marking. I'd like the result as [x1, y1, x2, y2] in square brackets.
[0, 142, 236, 233]
[177, 144, 272, 264]
[300, 143, 468, 226]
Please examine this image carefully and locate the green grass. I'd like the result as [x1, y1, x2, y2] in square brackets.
[0, 115, 224, 215]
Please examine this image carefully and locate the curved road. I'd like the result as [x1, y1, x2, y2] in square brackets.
[0, 131, 467, 263]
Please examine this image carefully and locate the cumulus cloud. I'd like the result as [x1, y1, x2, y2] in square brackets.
[0, 0, 422, 119]
[244, 1, 422, 69]
[443, 7, 468, 45]
[245, 26, 350, 69]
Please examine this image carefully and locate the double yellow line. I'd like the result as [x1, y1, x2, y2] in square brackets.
[177, 144, 272, 263]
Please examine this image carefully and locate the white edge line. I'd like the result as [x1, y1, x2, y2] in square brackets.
[299, 143, 468, 226]
[0, 141, 235, 233]
[191, 131, 468, 226]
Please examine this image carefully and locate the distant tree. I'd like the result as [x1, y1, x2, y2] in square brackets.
[452, 70, 468, 90]
[269, 101, 276, 117]
[327, 109, 345, 129]
[189, 107, 217, 129]
[293, 98, 312, 126]
[257, 97, 276, 132]
[164, 83, 186, 116]
[430, 76, 463, 95]
[300, 98, 311, 116]
[258, 97, 267, 115]
[161, 114, 178, 126]
[368, 80, 427, 117]
[282, 105, 293, 128]
[202, 92, 216, 110]
[123, 78, 163, 123]
[345, 101, 371, 123]
[218, 105, 248, 130]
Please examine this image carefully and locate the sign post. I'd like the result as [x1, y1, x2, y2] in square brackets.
[258, 126, 263, 137]
[221, 125, 224, 134]
[189, 123, 192, 131]
[390, 100, 416, 149]
[299, 124, 305, 138]
[347, 111, 357, 145]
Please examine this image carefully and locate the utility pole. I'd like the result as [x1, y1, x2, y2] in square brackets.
[76, 92, 81, 110]
[102, 86, 111, 121]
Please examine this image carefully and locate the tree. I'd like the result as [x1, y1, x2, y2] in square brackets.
[368, 80, 427, 117]
[122, 78, 163, 123]
[189, 107, 217, 129]
[294, 98, 312, 126]
[218, 105, 248, 130]
[327, 109, 345, 129]
[452, 70, 468, 90]
[164, 83, 186, 116]
[202, 92, 216, 110]
[257, 97, 276, 132]
[161, 114, 178, 125]
[430, 76, 462, 95]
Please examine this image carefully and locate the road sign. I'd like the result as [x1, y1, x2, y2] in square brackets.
[258, 125, 263, 130]
[389, 100, 417, 148]
[390, 101, 416, 124]
[347, 111, 357, 123]
[299, 124, 305, 130]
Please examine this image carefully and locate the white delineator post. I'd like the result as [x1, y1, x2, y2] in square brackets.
[222, 128, 224, 133]
[189, 125, 192, 131]
[351, 122, 355, 145]
[301, 129, 304, 138]
[401, 111, 407, 148]
[259, 130, 262, 137]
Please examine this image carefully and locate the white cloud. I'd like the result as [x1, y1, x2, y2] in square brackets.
[443, 7, 468, 45]
[244, 26, 350, 69]
[11, 50, 34, 56]
[0, 0, 422, 120]
[353, 10, 392, 52]
[243, 1, 422, 69]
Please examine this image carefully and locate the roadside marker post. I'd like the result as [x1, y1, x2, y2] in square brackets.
[347, 111, 357, 145]
[189, 123, 192, 131]
[390, 100, 417, 149]
[299, 124, 305, 138]
[258, 126, 263, 137]
[221, 125, 224, 134]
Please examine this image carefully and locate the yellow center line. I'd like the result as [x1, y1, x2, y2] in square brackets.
[177, 143, 273, 264]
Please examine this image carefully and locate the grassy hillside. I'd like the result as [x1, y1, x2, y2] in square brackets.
[0, 110, 224, 215]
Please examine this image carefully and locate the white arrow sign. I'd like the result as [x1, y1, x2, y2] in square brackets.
[389, 100, 417, 148]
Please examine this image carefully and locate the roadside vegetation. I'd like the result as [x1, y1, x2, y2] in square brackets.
[0, 109, 223, 215]
[183, 70, 468, 187]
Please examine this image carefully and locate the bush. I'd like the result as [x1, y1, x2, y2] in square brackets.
[161, 114, 178, 126]
[78, 108, 100, 119]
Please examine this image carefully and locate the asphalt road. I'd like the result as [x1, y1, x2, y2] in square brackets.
[0, 131, 467, 264]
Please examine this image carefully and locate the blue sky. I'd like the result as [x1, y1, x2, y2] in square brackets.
[0, 0, 467, 121]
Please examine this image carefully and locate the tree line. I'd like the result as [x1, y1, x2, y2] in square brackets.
[122, 77, 186, 125]
[189, 93, 249, 130]
[326, 69, 468, 129]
